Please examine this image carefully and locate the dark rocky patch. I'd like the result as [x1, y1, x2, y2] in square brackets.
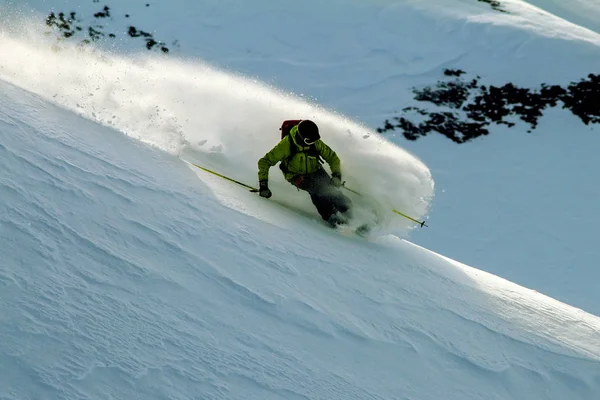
[45, 2, 170, 53]
[46, 6, 115, 44]
[128, 26, 169, 53]
[94, 6, 111, 19]
[377, 69, 600, 143]
[478, 0, 508, 13]
[444, 69, 466, 77]
[46, 12, 81, 39]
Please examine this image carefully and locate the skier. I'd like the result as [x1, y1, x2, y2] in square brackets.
[257, 119, 352, 226]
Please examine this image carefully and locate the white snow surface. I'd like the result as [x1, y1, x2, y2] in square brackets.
[520, 0, 600, 34]
[2, 0, 600, 314]
[1, 0, 600, 399]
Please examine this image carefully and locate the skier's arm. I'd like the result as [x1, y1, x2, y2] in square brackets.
[258, 138, 291, 182]
[316, 141, 341, 177]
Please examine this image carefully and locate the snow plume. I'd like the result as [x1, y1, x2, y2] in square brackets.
[0, 14, 434, 235]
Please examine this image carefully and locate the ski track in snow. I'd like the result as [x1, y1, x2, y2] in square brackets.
[1, 80, 600, 399]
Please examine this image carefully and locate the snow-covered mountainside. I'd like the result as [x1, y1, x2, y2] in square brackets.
[1, 0, 600, 399]
[2, 0, 600, 314]
[2, 72, 600, 400]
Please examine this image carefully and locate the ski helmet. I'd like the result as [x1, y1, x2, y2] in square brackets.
[297, 120, 320, 145]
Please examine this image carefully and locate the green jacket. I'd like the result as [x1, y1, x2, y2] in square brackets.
[258, 125, 341, 182]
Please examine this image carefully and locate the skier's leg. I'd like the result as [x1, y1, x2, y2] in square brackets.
[308, 170, 352, 224]
[329, 190, 351, 214]
[291, 171, 335, 221]
[293, 169, 352, 224]
[310, 192, 339, 222]
[313, 169, 352, 215]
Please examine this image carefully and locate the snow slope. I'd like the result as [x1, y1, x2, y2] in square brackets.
[3, 0, 600, 314]
[2, 0, 600, 399]
[2, 75, 600, 400]
[520, 0, 600, 34]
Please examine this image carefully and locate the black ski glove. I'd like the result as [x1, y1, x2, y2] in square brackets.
[331, 173, 342, 188]
[259, 180, 272, 198]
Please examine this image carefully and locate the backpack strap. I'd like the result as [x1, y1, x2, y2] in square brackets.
[280, 139, 323, 174]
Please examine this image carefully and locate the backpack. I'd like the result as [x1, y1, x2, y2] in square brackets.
[279, 120, 323, 173]
[280, 119, 302, 140]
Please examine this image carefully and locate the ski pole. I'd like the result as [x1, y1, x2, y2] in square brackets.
[342, 185, 362, 196]
[185, 160, 428, 227]
[342, 185, 428, 227]
[391, 209, 428, 227]
[186, 161, 258, 192]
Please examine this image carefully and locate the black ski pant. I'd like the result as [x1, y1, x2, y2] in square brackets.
[291, 169, 351, 221]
